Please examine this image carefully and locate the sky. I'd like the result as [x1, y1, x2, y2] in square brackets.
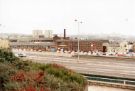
[0, 0, 135, 36]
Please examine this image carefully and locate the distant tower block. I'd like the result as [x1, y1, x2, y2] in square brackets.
[32, 30, 43, 38]
[43, 30, 53, 38]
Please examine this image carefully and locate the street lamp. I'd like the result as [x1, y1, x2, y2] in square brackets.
[75, 19, 82, 62]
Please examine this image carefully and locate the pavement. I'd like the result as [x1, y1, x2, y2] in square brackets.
[88, 86, 133, 91]
[13, 50, 135, 79]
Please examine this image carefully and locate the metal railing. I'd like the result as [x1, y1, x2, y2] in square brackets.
[85, 76, 135, 86]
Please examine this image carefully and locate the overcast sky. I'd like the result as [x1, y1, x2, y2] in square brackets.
[0, 0, 135, 35]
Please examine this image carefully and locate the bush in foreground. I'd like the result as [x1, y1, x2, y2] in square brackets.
[0, 49, 87, 91]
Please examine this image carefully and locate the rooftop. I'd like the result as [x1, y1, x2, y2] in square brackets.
[10, 42, 55, 46]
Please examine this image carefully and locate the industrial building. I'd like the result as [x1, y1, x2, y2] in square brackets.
[10, 29, 109, 52]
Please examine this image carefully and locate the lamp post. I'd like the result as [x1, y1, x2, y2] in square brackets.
[75, 19, 82, 62]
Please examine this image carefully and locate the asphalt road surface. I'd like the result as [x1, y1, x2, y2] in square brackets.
[13, 51, 135, 79]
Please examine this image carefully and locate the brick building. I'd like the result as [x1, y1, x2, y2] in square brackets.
[55, 39, 107, 52]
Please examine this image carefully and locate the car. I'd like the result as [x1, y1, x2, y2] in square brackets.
[102, 52, 106, 55]
[15, 53, 26, 57]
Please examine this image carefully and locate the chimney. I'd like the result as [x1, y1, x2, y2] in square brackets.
[64, 29, 66, 39]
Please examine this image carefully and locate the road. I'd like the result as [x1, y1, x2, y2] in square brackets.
[13, 50, 135, 79]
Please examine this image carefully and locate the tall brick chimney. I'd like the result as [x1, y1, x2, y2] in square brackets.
[64, 29, 66, 39]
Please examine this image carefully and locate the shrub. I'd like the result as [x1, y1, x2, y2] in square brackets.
[14, 60, 31, 71]
[4, 81, 21, 91]
[0, 48, 18, 63]
[38, 63, 87, 90]
[0, 51, 87, 91]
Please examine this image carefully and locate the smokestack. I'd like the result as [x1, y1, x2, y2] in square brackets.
[64, 29, 66, 39]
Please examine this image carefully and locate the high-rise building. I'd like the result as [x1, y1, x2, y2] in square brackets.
[32, 30, 43, 38]
[43, 30, 53, 38]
